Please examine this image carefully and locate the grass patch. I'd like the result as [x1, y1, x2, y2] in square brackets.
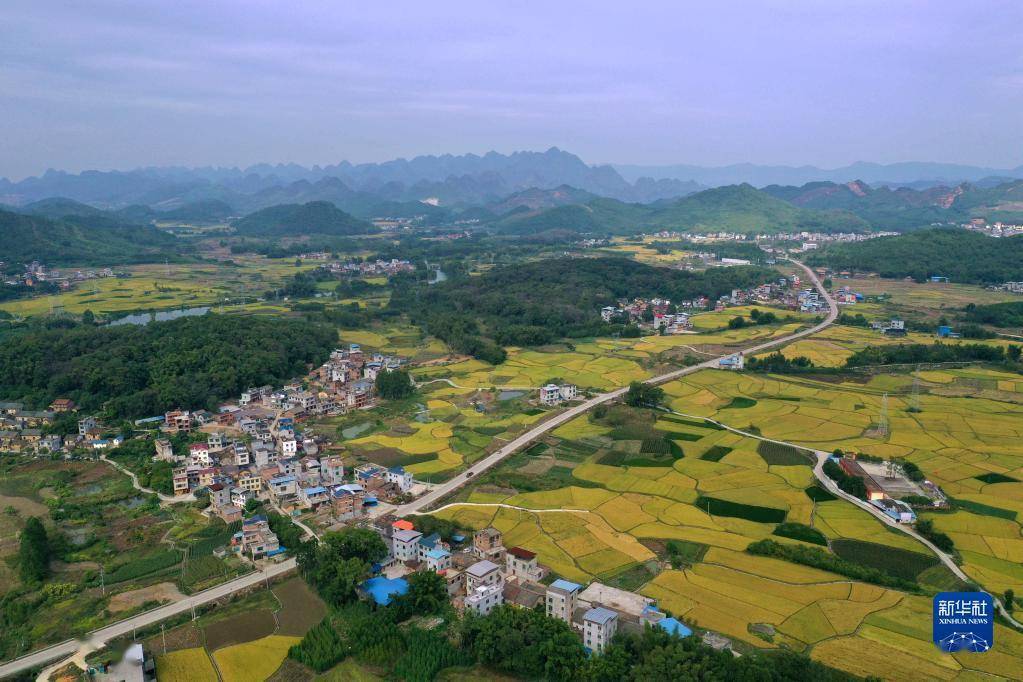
[659, 414, 724, 430]
[699, 445, 733, 462]
[950, 498, 1017, 520]
[723, 397, 757, 409]
[666, 540, 708, 569]
[772, 522, 827, 546]
[973, 472, 1019, 484]
[804, 486, 837, 502]
[695, 496, 787, 523]
[756, 440, 813, 466]
[830, 539, 939, 582]
[601, 561, 659, 591]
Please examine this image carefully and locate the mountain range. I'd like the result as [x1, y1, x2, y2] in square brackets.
[0, 148, 702, 213]
[615, 160, 1023, 188]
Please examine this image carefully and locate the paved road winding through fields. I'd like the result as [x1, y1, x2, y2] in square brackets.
[398, 258, 838, 517]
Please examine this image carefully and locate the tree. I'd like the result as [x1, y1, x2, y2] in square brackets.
[1008, 345, 1022, 362]
[18, 517, 50, 584]
[1005, 589, 1015, 612]
[81, 309, 95, 325]
[624, 382, 664, 408]
[400, 570, 448, 615]
[375, 369, 415, 400]
[244, 497, 264, 515]
[326, 527, 388, 563]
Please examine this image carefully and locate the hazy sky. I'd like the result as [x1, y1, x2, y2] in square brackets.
[2, 1, 1021, 179]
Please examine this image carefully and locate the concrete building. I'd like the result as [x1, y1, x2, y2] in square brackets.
[505, 546, 544, 582]
[546, 579, 582, 623]
[582, 606, 618, 654]
[392, 529, 423, 562]
[464, 582, 504, 616]
[473, 527, 504, 561]
[465, 559, 503, 593]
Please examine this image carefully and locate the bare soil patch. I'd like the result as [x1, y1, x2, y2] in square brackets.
[108, 581, 185, 613]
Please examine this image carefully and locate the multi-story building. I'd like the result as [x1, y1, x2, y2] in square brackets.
[546, 579, 582, 623]
[465, 559, 503, 593]
[582, 607, 618, 654]
[473, 527, 504, 561]
[464, 583, 504, 616]
[386, 466, 414, 492]
[505, 546, 544, 581]
[392, 529, 423, 562]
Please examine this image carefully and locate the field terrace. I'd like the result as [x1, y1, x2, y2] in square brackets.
[429, 398, 1023, 679]
[663, 368, 1023, 595]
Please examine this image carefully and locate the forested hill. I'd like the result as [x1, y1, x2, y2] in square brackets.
[0, 314, 336, 418]
[391, 256, 777, 362]
[0, 209, 179, 266]
[231, 200, 378, 237]
[492, 184, 868, 236]
[806, 228, 1023, 284]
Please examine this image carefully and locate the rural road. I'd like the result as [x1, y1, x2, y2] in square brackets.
[100, 454, 196, 504]
[399, 258, 837, 516]
[0, 560, 296, 679]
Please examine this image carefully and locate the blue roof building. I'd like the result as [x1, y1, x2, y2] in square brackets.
[549, 579, 582, 593]
[658, 617, 692, 638]
[361, 576, 408, 606]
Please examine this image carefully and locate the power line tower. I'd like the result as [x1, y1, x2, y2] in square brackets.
[877, 392, 889, 438]
[911, 365, 922, 412]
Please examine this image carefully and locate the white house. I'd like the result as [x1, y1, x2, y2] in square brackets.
[546, 579, 581, 623]
[392, 529, 423, 562]
[464, 583, 504, 616]
[386, 466, 414, 492]
[465, 559, 503, 593]
[423, 547, 452, 572]
[583, 606, 618, 654]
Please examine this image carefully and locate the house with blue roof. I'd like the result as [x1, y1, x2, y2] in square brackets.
[423, 547, 452, 571]
[386, 465, 414, 492]
[546, 579, 582, 622]
[299, 485, 329, 508]
[657, 617, 692, 638]
[583, 606, 618, 653]
[361, 576, 408, 606]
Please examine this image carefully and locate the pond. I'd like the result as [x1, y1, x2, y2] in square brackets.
[108, 306, 211, 327]
[498, 390, 525, 401]
[341, 421, 375, 439]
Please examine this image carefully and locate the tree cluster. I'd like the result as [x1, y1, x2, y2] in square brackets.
[0, 313, 336, 419]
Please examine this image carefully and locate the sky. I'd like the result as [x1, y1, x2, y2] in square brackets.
[1, 1, 1022, 179]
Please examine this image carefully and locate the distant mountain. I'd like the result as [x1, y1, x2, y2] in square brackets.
[487, 185, 598, 214]
[762, 178, 1023, 230]
[0, 209, 178, 265]
[807, 228, 1023, 284]
[615, 161, 1023, 188]
[20, 197, 111, 220]
[0, 149, 699, 214]
[492, 183, 867, 236]
[231, 201, 377, 237]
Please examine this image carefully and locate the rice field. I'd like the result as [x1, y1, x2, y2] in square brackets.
[155, 647, 218, 682]
[429, 384, 1023, 677]
[212, 634, 302, 682]
[662, 367, 1023, 593]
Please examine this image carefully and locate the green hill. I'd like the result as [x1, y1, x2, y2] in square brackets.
[492, 184, 867, 236]
[807, 228, 1023, 284]
[0, 209, 179, 266]
[647, 184, 867, 233]
[231, 201, 377, 237]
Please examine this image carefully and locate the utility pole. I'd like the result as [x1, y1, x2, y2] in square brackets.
[161, 624, 167, 654]
[911, 365, 922, 412]
[100, 564, 105, 595]
[878, 392, 889, 438]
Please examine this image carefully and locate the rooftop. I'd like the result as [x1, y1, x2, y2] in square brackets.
[506, 546, 537, 560]
[549, 579, 582, 594]
[466, 559, 500, 577]
[361, 576, 408, 606]
[583, 606, 618, 625]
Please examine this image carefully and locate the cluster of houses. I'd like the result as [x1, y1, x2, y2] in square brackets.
[870, 318, 907, 337]
[2, 260, 117, 291]
[0, 400, 129, 454]
[367, 521, 718, 655]
[833, 285, 864, 305]
[963, 219, 1023, 238]
[832, 454, 949, 524]
[161, 409, 416, 523]
[323, 258, 415, 278]
[600, 276, 809, 333]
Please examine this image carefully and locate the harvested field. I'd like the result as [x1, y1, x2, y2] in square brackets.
[203, 608, 277, 651]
